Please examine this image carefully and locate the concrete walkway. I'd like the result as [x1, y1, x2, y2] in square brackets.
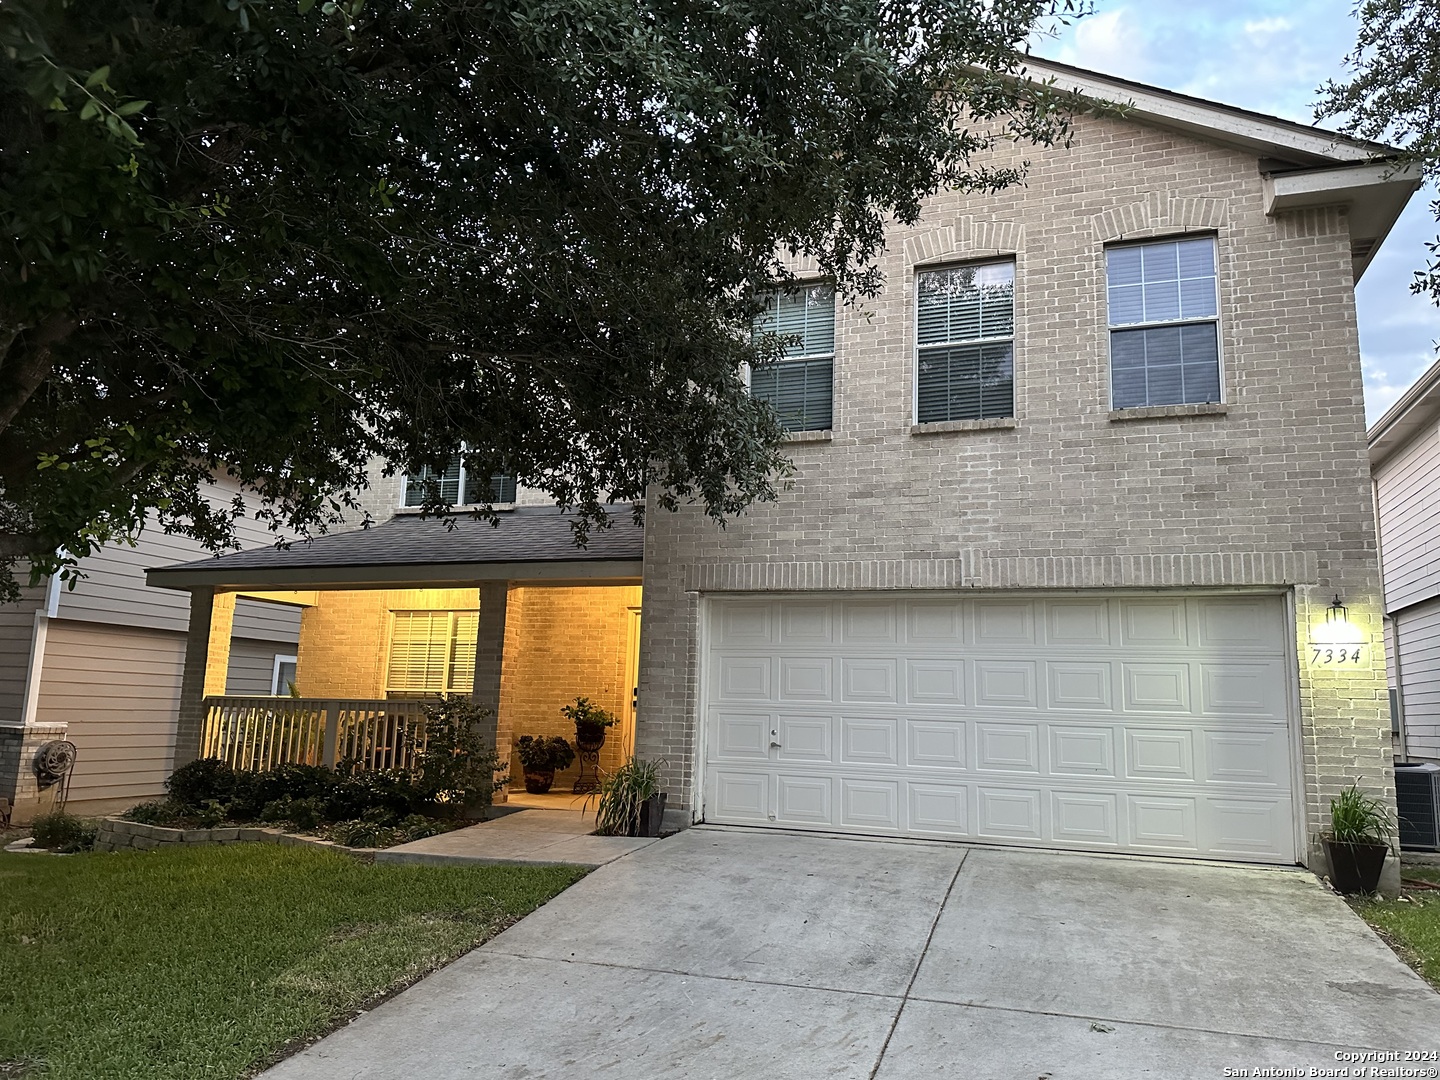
[376, 798, 660, 868]
[265, 828, 1440, 1079]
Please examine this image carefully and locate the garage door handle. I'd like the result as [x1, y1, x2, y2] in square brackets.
[770, 729, 781, 748]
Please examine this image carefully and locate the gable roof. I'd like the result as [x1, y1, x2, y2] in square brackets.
[1022, 58, 1420, 281]
[146, 504, 645, 590]
[1370, 357, 1440, 470]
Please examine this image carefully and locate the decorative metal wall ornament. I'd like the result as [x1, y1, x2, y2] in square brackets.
[33, 740, 78, 808]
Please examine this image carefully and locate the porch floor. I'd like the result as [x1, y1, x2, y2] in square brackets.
[374, 793, 661, 869]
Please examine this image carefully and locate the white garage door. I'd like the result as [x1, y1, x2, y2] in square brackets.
[702, 593, 1298, 864]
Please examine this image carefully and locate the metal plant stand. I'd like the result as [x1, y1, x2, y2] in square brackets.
[572, 727, 607, 794]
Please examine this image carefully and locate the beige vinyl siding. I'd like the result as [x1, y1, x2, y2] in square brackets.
[226, 638, 291, 696]
[34, 620, 184, 810]
[52, 477, 305, 634]
[1374, 421, 1440, 612]
[1398, 597, 1440, 761]
[232, 597, 303, 643]
[0, 583, 46, 725]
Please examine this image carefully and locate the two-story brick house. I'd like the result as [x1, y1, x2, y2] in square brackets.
[141, 59, 1414, 880]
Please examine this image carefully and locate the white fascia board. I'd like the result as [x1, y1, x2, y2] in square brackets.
[1023, 59, 1385, 165]
[1264, 162, 1422, 214]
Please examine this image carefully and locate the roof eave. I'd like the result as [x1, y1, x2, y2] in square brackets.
[145, 558, 646, 591]
[1369, 357, 1440, 470]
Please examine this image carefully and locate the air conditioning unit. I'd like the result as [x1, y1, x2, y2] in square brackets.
[1395, 762, 1440, 851]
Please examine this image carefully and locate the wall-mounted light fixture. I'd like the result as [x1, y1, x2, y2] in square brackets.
[1327, 595, 1348, 624]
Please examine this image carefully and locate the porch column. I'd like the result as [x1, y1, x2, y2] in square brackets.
[473, 581, 508, 800]
[173, 587, 235, 769]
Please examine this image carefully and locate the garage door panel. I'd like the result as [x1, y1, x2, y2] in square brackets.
[1125, 729, 1196, 780]
[1119, 600, 1190, 648]
[976, 723, 1040, 773]
[907, 720, 967, 769]
[778, 656, 833, 702]
[776, 715, 833, 763]
[1046, 661, 1114, 710]
[776, 775, 833, 825]
[974, 660, 1038, 708]
[1046, 600, 1113, 647]
[1049, 727, 1117, 777]
[841, 779, 900, 829]
[712, 712, 773, 760]
[841, 717, 900, 766]
[840, 658, 898, 702]
[1198, 662, 1288, 718]
[1121, 662, 1192, 712]
[1050, 791, 1120, 845]
[704, 594, 1297, 864]
[977, 787, 1043, 839]
[906, 782, 970, 835]
[905, 658, 966, 705]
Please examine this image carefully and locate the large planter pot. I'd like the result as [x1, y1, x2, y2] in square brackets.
[1324, 837, 1388, 894]
[637, 793, 668, 838]
[574, 723, 608, 753]
[524, 769, 556, 795]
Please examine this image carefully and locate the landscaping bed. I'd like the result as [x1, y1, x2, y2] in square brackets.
[1349, 864, 1440, 990]
[0, 842, 585, 1080]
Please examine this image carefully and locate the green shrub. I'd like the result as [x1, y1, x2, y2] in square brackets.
[327, 812, 452, 849]
[409, 695, 506, 819]
[166, 758, 237, 809]
[1330, 783, 1397, 847]
[325, 769, 418, 822]
[594, 757, 662, 837]
[123, 800, 188, 827]
[259, 795, 325, 831]
[31, 811, 98, 852]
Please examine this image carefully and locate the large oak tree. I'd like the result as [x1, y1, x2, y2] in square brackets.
[1, 0, 1084, 599]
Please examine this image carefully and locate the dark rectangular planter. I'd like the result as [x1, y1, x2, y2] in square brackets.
[1324, 838, 1388, 894]
[637, 793, 668, 838]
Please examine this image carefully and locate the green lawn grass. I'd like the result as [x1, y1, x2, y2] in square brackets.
[0, 844, 585, 1080]
[1352, 864, 1440, 990]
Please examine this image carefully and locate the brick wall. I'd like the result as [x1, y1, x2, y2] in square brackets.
[637, 109, 1390, 869]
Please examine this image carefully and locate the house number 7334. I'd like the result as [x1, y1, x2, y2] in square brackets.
[1311, 647, 1362, 664]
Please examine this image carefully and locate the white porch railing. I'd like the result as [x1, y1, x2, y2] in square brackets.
[201, 697, 428, 773]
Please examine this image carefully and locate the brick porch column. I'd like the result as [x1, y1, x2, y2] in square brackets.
[473, 581, 509, 801]
[173, 587, 235, 769]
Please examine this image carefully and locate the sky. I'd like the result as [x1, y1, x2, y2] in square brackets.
[1028, 0, 1440, 425]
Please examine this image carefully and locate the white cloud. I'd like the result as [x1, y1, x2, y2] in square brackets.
[1243, 16, 1293, 37]
[1363, 358, 1413, 426]
[1054, 8, 1153, 82]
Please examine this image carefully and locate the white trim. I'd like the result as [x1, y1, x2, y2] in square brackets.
[270, 654, 298, 697]
[1283, 588, 1309, 867]
[912, 257, 1018, 425]
[19, 608, 50, 727]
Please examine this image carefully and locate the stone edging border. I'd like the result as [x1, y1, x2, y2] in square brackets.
[94, 816, 371, 859]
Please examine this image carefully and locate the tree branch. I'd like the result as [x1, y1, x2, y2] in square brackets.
[0, 312, 76, 436]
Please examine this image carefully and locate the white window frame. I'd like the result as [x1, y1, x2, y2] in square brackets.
[270, 654, 298, 697]
[399, 450, 517, 510]
[748, 283, 837, 433]
[912, 258, 1017, 424]
[1105, 233, 1225, 410]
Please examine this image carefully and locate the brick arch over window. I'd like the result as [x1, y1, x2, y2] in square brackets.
[1092, 193, 1229, 243]
[903, 219, 1026, 266]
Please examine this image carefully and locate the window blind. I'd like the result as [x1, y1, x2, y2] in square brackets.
[916, 262, 1015, 423]
[751, 285, 835, 432]
[386, 610, 479, 695]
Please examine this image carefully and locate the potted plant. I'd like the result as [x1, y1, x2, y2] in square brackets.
[1323, 783, 1397, 894]
[561, 697, 617, 751]
[514, 735, 576, 795]
[594, 757, 667, 837]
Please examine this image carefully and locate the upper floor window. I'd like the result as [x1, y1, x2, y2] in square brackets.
[402, 456, 517, 507]
[750, 285, 835, 432]
[916, 261, 1015, 423]
[1107, 236, 1221, 409]
[385, 610, 478, 696]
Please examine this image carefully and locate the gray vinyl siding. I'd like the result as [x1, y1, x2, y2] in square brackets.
[33, 619, 184, 809]
[1397, 597, 1440, 762]
[1374, 420, 1440, 613]
[53, 477, 303, 635]
[232, 597, 303, 643]
[225, 638, 291, 695]
[0, 582, 45, 726]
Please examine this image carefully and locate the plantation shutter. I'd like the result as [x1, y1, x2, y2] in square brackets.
[387, 611, 480, 694]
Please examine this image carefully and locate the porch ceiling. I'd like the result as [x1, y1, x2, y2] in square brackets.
[145, 504, 645, 590]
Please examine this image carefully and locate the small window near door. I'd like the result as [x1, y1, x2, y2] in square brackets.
[271, 655, 298, 697]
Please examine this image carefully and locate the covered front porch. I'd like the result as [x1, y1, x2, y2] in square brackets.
[146, 507, 646, 801]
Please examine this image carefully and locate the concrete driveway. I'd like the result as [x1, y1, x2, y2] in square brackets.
[263, 828, 1440, 1079]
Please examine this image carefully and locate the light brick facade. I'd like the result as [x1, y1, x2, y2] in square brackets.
[635, 109, 1393, 873]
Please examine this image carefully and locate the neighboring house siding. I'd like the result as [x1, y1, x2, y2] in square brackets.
[639, 108, 1389, 861]
[1373, 420, 1440, 613]
[232, 597, 303, 644]
[1397, 598, 1440, 761]
[34, 620, 184, 810]
[225, 639, 292, 696]
[0, 583, 46, 726]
